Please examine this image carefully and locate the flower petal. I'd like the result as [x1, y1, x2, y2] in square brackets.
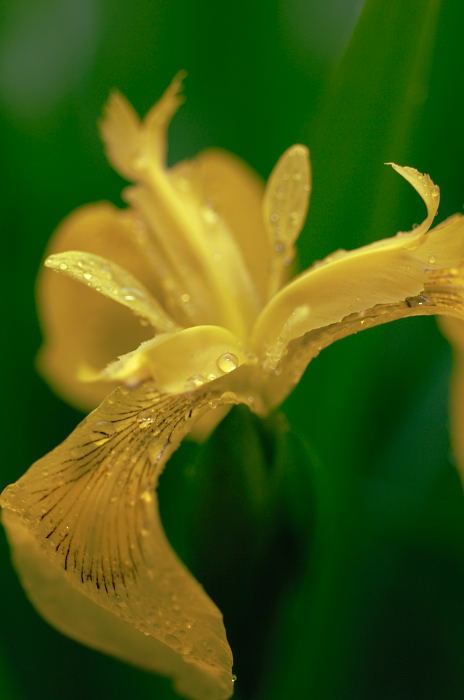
[103, 325, 249, 395]
[101, 77, 260, 337]
[261, 252, 464, 409]
[37, 203, 162, 411]
[387, 163, 439, 235]
[45, 251, 178, 332]
[170, 148, 270, 304]
[1, 382, 244, 700]
[252, 167, 459, 369]
[263, 145, 311, 297]
[99, 72, 186, 178]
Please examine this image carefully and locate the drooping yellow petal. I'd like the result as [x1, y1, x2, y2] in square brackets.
[1, 382, 246, 700]
[45, 251, 179, 333]
[103, 325, 250, 395]
[252, 169, 460, 369]
[263, 145, 311, 297]
[37, 203, 161, 411]
[170, 148, 270, 304]
[260, 260, 464, 410]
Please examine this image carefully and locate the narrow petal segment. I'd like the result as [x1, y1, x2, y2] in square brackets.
[45, 251, 179, 332]
[388, 163, 439, 235]
[100, 75, 259, 337]
[1, 382, 243, 700]
[100, 72, 186, 178]
[263, 145, 311, 297]
[172, 149, 270, 303]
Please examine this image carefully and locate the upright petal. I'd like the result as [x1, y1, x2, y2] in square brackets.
[100, 76, 259, 337]
[100, 72, 186, 178]
[170, 149, 270, 304]
[1, 382, 246, 700]
[263, 145, 311, 297]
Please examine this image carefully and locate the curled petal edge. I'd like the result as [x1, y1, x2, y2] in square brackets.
[252, 208, 464, 368]
[261, 263, 464, 410]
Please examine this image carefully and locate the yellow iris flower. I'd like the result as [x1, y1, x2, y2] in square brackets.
[3, 73, 464, 700]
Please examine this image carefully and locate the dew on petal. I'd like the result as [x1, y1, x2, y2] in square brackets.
[217, 352, 239, 373]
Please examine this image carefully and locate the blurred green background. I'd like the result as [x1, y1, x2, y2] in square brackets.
[1, 0, 464, 698]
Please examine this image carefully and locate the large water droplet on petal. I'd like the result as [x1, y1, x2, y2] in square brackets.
[216, 352, 239, 374]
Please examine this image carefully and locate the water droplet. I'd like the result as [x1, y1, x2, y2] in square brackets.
[138, 416, 153, 429]
[431, 188, 439, 199]
[83, 272, 93, 281]
[405, 294, 430, 307]
[59, 263, 68, 271]
[274, 241, 285, 255]
[181, 293, 191, 304]
[217, 352, 239, 374]
[123, 294, 136, 301]
[428, 255, 437, 264]
[270, 213, 280, 223]
[187, 375, 205, 388]
[232, 674, 238, 683]
[140, 490, 153, 504]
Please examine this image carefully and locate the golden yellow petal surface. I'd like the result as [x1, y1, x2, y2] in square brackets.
[252, 176, 463, 369]
[100, 72, 186, 178]
[37, 203, 162, 411]
[263, 145, 311, 297]
[1, 382, 244, 700]
[45, 250, 178, 332]
[261, 260, 464, 410]
[104, 325, 250, 394]
[100, 75, 260, 337]
[170, 148, 270, 304]
[388, 163, 439, 235]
